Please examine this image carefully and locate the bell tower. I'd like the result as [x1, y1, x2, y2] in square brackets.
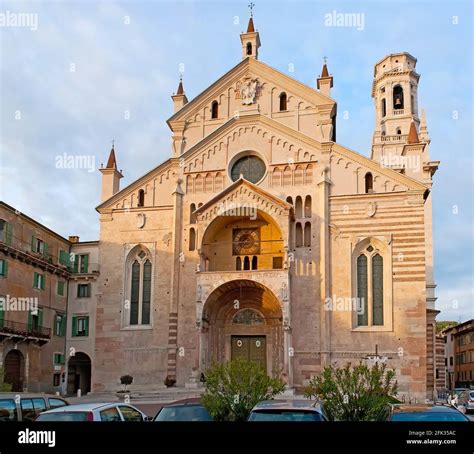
[371, 53, 423, 161]
[240, 3, 261, 60]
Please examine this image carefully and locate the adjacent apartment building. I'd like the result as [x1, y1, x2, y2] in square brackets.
[0, 202, 98, 394]
[444, 320, 474, 389]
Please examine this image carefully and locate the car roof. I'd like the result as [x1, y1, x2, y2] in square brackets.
[40, 402, 121, 413]
[163, 398, 203, 407]
[251, 399, 322, 412]
[392, 404, 461, 413]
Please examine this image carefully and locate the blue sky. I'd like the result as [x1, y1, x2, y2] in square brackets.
[0, 0, 472, 321]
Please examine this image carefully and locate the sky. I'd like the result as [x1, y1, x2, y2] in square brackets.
[0, 0, 472, 321]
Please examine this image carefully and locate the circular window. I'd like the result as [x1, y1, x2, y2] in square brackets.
[230, 155, 266, 184]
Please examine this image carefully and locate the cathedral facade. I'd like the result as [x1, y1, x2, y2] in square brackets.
[93, 17, 439, 398]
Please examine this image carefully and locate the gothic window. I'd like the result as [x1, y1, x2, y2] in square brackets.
[138, 189, 145, 207]
[393, 85, 404, 110]
[252, 256, 258, 270]
[304, 222, 311, 247]
[211, 101, 218, 119]
[190, 203, 196, 224]
[279, 92, 287, 111]
[295, 222, 303, 248]
[381, 98, 386, 117]
[127, 247, 152, 326]
[243, 256, 251, 270]
[232, 308, 264, 325]
[189, 228, 196, 251]
[355, 242, 388, 328]
[246, 42, 252, 55]
[365, 172, 373, 194]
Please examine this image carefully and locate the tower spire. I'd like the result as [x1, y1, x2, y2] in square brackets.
[317, 57, 333, 97]
[240, 3, 260, 60]
[171, 75, 188, 112]
[100, 142, 123, 201]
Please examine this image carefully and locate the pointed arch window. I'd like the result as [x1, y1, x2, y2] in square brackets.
[127, 248, 152, 326]
[279, 92, 287, 111]
[354, 243, 388, 328]
[211, 101, 218, 119]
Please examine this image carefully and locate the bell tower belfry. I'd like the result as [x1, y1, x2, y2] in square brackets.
[371, 53, 424, 161]
[240, 3, 261, 60]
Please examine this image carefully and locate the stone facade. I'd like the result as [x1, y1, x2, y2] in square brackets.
[93, 18, 439, 399]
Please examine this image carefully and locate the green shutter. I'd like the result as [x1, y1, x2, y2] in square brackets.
[0, 306, 4, 329]
[72, 316, 78, 337]
[33, 272, 38, 288]
[27, 311, 33, 331]
[3, 260, 7, 277]
[85, 317, 89, 336]
[57, 281, 65, 296]
[38, 309, 43, 328]
[83, 255, 89, 273]
[43, 243, 49, 259]
[31, 236, 36, 252]
[61, 315, 66, 337]
[40, 274, 45, 290]
[73, 256, 78, 273]
[5, 223, 13, 245]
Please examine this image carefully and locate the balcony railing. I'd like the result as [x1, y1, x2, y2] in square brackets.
[381, 134, 408, 142]
[72, 262, 100, 274]
[0, 319, 51, 341]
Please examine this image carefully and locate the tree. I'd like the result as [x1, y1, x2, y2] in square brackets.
[201, 359, 286, 421]
[304, 362, 398, 421]
[0, 367, 12, 392]
[119, 375, 133, 393]
[436, 321, 458, 334]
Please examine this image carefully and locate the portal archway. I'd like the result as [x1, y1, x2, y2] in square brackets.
[67, 352, 91, 395]
[3, 349, 25, 392]
[200, 279, 284, 378]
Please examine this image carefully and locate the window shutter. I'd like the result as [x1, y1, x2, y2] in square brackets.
[72, 316, 78, 337]
[6, 223, 13, 245]
[85, 317, 89, 336]
[40, 274, 45, 290]
[38, 309, 43, 328]
[27, 311, 33, 331]
[43, 243, 49, 259]
[83, 255, 89, 273]
[4, 260, 7, 277]
[61, 315, 66, 337]
[33, 272, 38, 288]
[31, 236, 36, 251]
[73, 256, 78, 273]
[0, 306, 4, 328]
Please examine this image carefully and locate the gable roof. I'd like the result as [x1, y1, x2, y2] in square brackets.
[167, 57, 335, 126]
[194, 177, 292, 215]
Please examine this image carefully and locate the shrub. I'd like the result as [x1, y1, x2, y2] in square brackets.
[304, 362, 398, 421]
[201, 359, 286, 421]
[119, 375, 133, 392]
[0, 368, 12, 392]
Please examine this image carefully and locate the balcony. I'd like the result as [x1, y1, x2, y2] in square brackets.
[72, 262, 100, 275]
[0, 320, 51, 345]
[381, 134, 408, 142]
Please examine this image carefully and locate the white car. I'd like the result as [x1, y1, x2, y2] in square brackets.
[35, 402, 150, 422]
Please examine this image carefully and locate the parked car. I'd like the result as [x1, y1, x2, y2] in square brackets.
[460, 390, 474, 413]
[389, 403, 470, 422]
[248, 400, 327, 421]
[0, 393, 68, 422]
[154, 398, 212, 421]
[35, 402, 149, 422]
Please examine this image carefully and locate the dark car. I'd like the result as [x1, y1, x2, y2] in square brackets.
[0, 393, 69, 422]
[154, 398, 212, 421]
[248, 400, 327, 421]
[389, 403, 470, 422]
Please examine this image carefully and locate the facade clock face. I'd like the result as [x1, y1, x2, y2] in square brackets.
[230, 155, 266, 184]
[233, 228, 260, 255]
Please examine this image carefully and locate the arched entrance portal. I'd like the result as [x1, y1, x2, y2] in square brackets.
[201, 280, 284, 377]
[67, 352, 91, 395]
[4, 349, 25, 392]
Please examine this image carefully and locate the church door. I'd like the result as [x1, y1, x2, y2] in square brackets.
[231, 335, 266, 372]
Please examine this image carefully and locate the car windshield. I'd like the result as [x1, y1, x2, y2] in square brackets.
[392, 412, 468, 422]
[248, 410, 325, 422]
[36, 412, 91, 421]
[155, 405, 212, 421]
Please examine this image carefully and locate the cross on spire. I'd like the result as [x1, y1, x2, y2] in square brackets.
[111, 139, 115, 150]
[323, 56, 328, 64]
[248, 2, 255, 17]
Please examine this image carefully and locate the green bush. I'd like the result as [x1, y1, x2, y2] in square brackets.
[201, 359, 286, 421]
[304, 362, 398, 421]
[0, 367, 12, 392]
